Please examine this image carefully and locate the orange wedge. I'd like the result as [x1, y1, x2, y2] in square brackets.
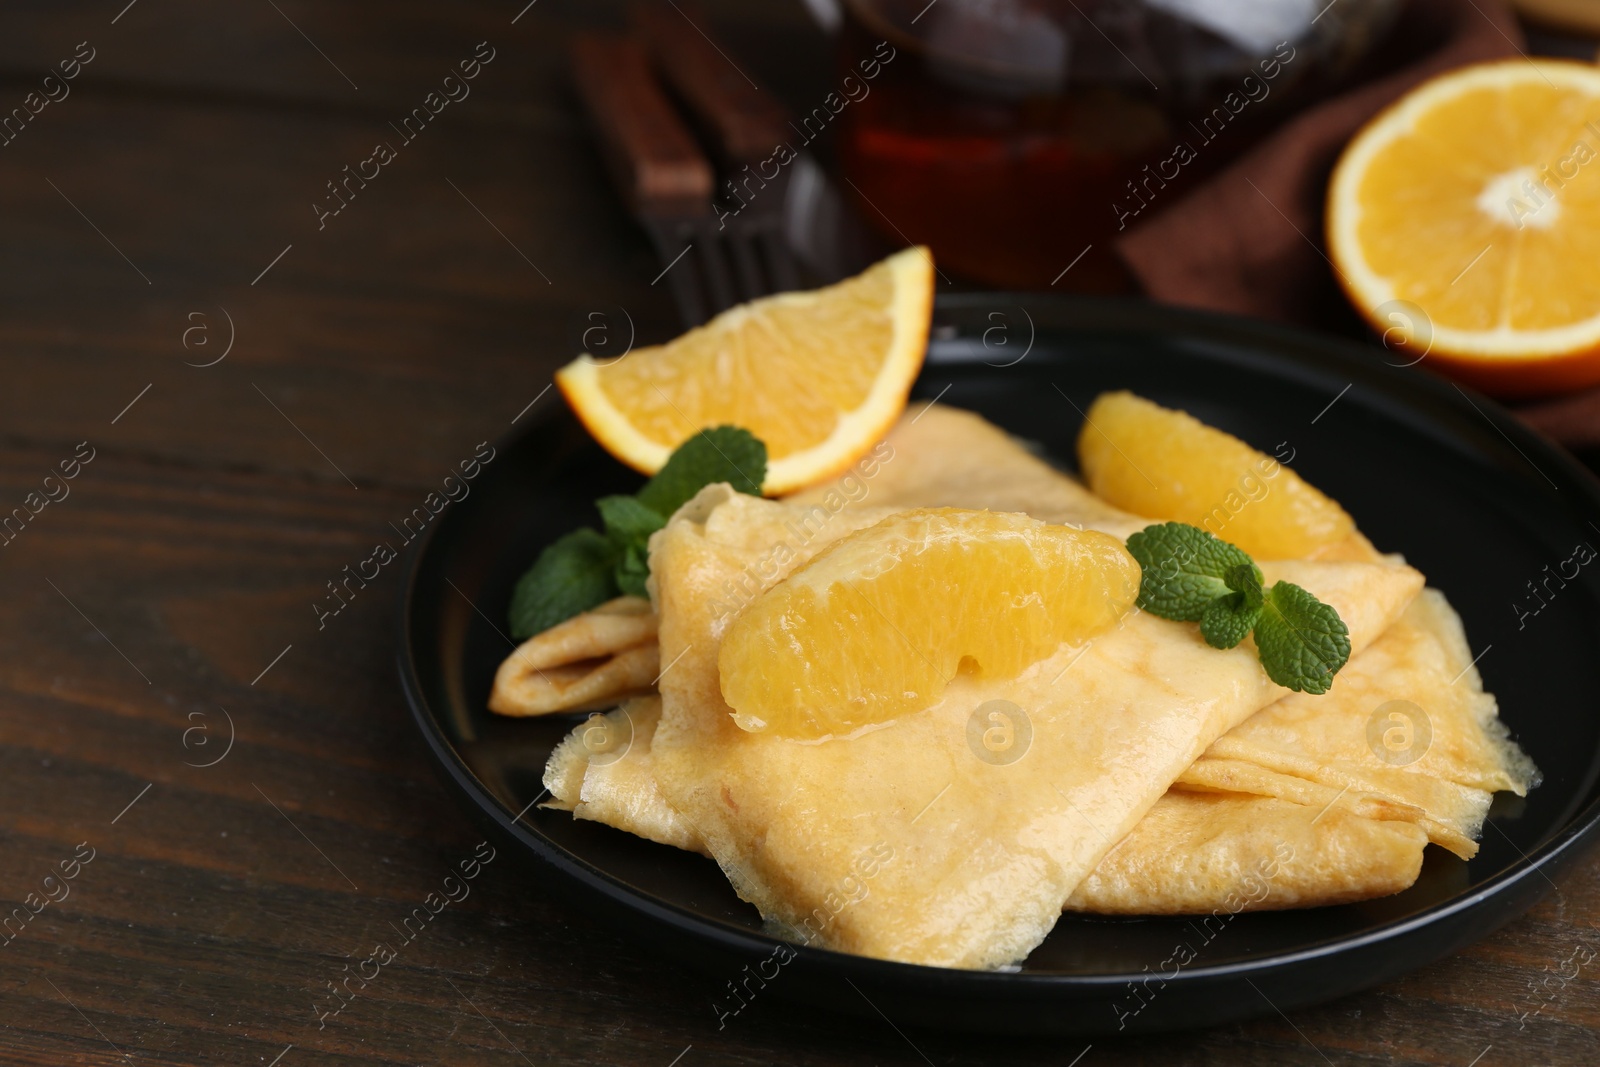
[1078, 391, 1355, 559]
[718, 508, 1139, 740]
[1328, 60, 1600, 397]
[556, 247, 934, 494]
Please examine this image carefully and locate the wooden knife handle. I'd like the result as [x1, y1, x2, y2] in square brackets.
[1511, 0, 1600, 35]
[635, 4, 791, 165]
[568, 32, 713, 217]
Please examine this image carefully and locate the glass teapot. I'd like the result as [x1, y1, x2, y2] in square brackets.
[835, 0, 1402, 290]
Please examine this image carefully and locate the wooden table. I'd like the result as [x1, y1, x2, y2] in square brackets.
[0, 2, 1595, 1064]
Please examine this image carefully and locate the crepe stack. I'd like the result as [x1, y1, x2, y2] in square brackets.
[497, 404, 1536, 968]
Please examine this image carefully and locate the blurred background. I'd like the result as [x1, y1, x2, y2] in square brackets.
[14, 0, 1592, 464]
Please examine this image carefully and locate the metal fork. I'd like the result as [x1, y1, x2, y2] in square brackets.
[569, 20, 809, 328]
[641, 187, 803, 325]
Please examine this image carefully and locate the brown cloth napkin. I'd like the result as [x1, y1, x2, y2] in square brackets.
[1117, 0, 1600, 451]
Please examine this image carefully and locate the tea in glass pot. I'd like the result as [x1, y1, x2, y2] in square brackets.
[836, 0, 1401, 290]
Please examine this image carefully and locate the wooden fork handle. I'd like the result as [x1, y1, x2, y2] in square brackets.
[634, 4, 791, 165]
[568, 32, 713, 217]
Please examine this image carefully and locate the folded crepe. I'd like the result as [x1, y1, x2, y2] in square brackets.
[1067, 791, 1431, 914]
[1170, 588, 1537, 860]
[1068, 588, 1538, 913]
[786, 402, 1145, 535]
[643, 483, 1422, 967]
[525, 404, 1530, 948]
[490, 596, 659, 715]
[545, 586, 1530, 915]
[544, 696, 704, 854]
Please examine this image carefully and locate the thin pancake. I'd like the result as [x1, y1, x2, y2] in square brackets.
[648, 485, 1423, 967]
[1065, 791, 1429, 914]
[788, 402, 1145, 535]
[1180, 589, 1537, 859]
[532, 405, 1530, 926]
[490, 597, 659, 715]
[543, 589, 1489, 914]
[543, 697, 705, 854]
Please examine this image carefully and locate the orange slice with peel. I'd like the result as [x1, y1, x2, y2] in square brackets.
[1328, 60, 1600, 397]
[717, 508, 1140, 740]
[556, 247, 934, 494]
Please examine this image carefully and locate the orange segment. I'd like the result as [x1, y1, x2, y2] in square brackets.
[1328, 60, 1600, 397]
[717, 508, 1139, 740]
[556, 247, 934, 494]
[1077, 391, 1354, 559]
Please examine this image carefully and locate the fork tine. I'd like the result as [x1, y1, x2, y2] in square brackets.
[756, 224, 800, 293]
[727, 226, 768, 301]
[647, 223, 709, 328]
[694, 224, 739, 315]
[665, 244, 710, 327]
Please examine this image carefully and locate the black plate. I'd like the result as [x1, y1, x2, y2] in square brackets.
[398, 294, 1600, 1035]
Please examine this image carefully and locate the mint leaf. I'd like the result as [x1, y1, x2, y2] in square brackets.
[508, 428, 769, 637]
[597, 496, 666, 599]
[507, 528, 619, 639]
[1126, 522, 1256, 622]
[1226, 562, 1265, 606]
[1199, 563, 1264, 649]
[1124, 522, 1350, 692]
[1253, 580, 1351, 694]
[597, 495, 667, 541]
[614, 541, 651, 598]
[636, 426, 766, 517]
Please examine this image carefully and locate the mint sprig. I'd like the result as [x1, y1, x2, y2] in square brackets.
[1124, 521, 1255, 621]
[1253, 581, 1350, 695]
[595, 495, 664, 599]
[1126, 522, 1350, 693]
[507, 528, 617, 637]
[1200, 562, 1264, 651]
[636, 425, 765, 516]
[507, 426, 768, 638]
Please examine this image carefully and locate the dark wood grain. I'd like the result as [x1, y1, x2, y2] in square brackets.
[0, 2, 1597, 1065]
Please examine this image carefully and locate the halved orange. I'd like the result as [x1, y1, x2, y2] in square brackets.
[556, 247, 934, 494]
[717, 508, 1140, 740]
[1078, 391, 1355, 559]
[1328, 60, 1600, 397]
